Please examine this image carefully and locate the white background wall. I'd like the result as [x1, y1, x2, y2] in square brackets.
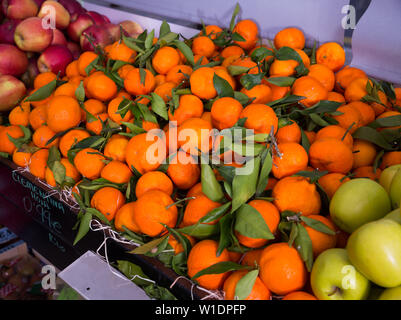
[83, 0, 401, 85]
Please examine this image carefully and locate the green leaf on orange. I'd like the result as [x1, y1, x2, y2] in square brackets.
[293, 224, 314, 272]
[235, 269, 259, 300]
[130, 235, 168, 254]
[213, 73, 234, 98]
[191, 261, 250, 280]
[234, 203, 274, 240]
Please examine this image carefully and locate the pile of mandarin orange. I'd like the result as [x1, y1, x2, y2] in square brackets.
[1, 10, 401, 300]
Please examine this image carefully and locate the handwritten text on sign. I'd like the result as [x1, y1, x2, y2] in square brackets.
[12, 171, 64, 234]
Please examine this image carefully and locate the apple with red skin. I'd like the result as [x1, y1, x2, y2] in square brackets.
[105, 23, 121, 43]
[0, 19, 21, 44]
[0, 44, 28, 76]
[37, 45, 73, 77]
[51, 29, 68, 46]
[80, 24, 113, 51]
[67, 13, 94, 42]
[66, 41, 81, 60]
[37, 0, 70, 30]
[14, 17, 53, 52]
[101, 15, 111, 24]
[57, 0, 85, 19]
[87, 11, 109, 25]
[2, 0, 38, 20]
[119, 20, 144, 38]
[0, 75, 26, 111]
[20, 56, 39, 88]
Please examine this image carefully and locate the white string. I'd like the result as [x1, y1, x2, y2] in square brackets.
[198, 287, 224, 300]
[89, 219, 140, 287]
[169, 275, 188, 289]
[61, 186, 81, 211]
[13, 161, 81, 211]
[13, 165, 80, 211]
[89, 219, 142, 247]
[88, 220, 164, 289]
[190, 282, 195, 300]
[12, 152, 33, 173]
[34, 178, 60, 198]
[34, 178, 82, 212]
[12, 165, 30, 175]
[129, 274, 155, 284]
[170, 275, 223, 300]
[89, 220, 159, 288]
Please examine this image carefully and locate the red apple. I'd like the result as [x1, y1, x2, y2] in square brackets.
[37, 44, 73, 77]
[0, 19, 21, 44]
[105, 23, 121, 43]
[119, 20, 144, 39]
[0, 44, 28, 76]
[57, 0, 85, 19]
[14, 17, 53, 52]
[67, 13, 94, 42]
[0, 75, 26, 111]
[101, 15, 111, 24]
[51, 28, 68, 46]
[66, 41, 81, 60]
[80, 24, 113, 51]
[2, 0, 38, 20]
[87, 11, 108, 25]
[37, 0, 70, 30]
[20, 56, 39, 88]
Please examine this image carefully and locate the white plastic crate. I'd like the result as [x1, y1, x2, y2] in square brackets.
[83, 0, 401, 85]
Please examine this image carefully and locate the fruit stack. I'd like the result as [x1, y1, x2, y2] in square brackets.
[0, 0, 143, 112]
[0, 2, 401, 300]
[0, 253, 53, 300]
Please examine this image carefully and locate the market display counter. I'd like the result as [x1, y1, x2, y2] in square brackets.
[0, 158, 208, 300]
[0, 158, 93, 270]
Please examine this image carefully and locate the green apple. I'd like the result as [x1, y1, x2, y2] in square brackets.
[389, 169, 401, 209]
[379, 164, 401, 194]
[378, 286, 401, 300]
[383, 208, 401, 224]
[330, 178, 392, 233]
[347, 219, 401, 288]
[310, 248, 370, 300]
